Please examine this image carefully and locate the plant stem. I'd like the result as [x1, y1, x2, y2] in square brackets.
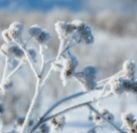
[33, 100, 125, 133]
[39, 45, 45, 76]
[30, 91, 84, 132]
[6, 60, 23, 80]
[14, 41, 38, 78]
[0, 56, 8, 94]
[20, 78, 40, 133]
[86, 104, 125, 133]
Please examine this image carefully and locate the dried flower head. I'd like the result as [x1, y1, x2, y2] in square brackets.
[29, 24, 42, 37]
[28, 48, 37, 62]
[1, 43, 24, 59]
[51, 116, 65, 130]
[91, 109, 114, 125]
[92, 112, 102, 125]
[71, 20, 94, 44]
[55, 21, 76, 39]
[132, 120, 137, 131]
[60, 52, 78, 86]
[36, 29, 50, 44]
[121, 113, 135, 129]
[122, 60, 136, 80]
[101, 109, 114, 121]
[2, 29, 12, 43]
[109, 77, 124, 95]
[8, 21, 23, 40]
[75, 66, 97, 91]
[55, 20, 94, 44]
[3, 80, 13, 90]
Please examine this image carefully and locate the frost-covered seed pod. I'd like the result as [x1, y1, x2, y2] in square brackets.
[109, 77, 124, 95]
[1, 43, 24, 58]
[78, 24, 94, 44]
[122, 60, 136, 80]
[9, 46, 24, 58]
[28, 48, 37, 62]
[3, 80, 13, 90]
[36, 29, 50, 44]
[71, 20, 94, 44]
[2, 29, 12, 43]
[29, 24, 42, 37]
[60, 52, 78, 86]
[75, 66, 97, 91]
[121, 113, 135, 129]
[51, 116, 65, 130]
[55, 21, 76, 39]
[133, 120, 137, 132]
[8, 21, 23, 40]
[101, 109, 114, 121]
[92, 112, 102, 124]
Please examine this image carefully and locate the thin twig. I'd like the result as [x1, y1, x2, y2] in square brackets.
[30, 91, 85, 132]
[14, 41, 38, 78]
[6, 60, 23, 80]
[31, 100, 125, 133]
[0, 56, 8, 94]
[39, 45, 45, 76]
[20, 78, 40, 133]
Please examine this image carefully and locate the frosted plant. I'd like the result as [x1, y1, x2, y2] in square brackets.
[75, 66, 97, 91]
[50, 116, 65, 131]
[59, 51, 78, 86]
[8, 21, 23, 41]
[122, 60, 136, 80]
[1, 29, 12, 43]
[121, 113, 137, 133]
[1, 19, 137, 133]
[109, 77, 125, 95]
[91, 108, 114, 125]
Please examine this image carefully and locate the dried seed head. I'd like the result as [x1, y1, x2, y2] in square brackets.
[3, 80, 13, 90]
[121, 113, 135, 129]
[92, 112, 102, 124]
[55, 20, 94, 45]
[133, 120, 137, 131]
[71, 20, 94, 44]
[2, 29, 12, 43]
[122, 60, 136, 80]
[29, 24, 42, 37]
[8, 21, 23, 40]
[51, 116, 65, 130]
[60, 54, 78, 86]
[101, 109, 114, 121]
[36, 29, 50, 44]
[28, 48, 37, 62]
[59, 51, 78, 86]
[75, 66, 97, 91]
[109, 77, 124, 95]
[1, 43, 24, 59]
[55, 21, 76, 39]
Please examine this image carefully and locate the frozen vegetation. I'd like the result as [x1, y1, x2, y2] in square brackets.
[0, 9, 137, 133]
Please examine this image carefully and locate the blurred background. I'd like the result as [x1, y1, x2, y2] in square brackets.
[0, 0, 137, 132]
